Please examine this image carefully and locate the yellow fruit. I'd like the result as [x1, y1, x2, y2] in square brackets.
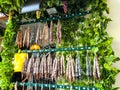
[30, 44, 40, 50]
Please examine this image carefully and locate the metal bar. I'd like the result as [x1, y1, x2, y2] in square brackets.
[22, 46, 93, 53]
[18, 82, 98, 90]
[19, 11, 90, 25]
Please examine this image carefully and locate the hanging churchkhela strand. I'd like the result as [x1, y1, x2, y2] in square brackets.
[86, 51, 92, 90]
[26, 26, 31, 48]
[15, 30, 23, 48]
[93, 55, 97, 79]
[21, 58, 29, 90]
[33, 54, 40, 81]
[39, 54, 46, 78]
[49, 21, 54, 44]
[39, 26, 43, 46]
[66, 55, 69, 81]
[96, 55, 100, 79]
[35, 25, 40, 44]
[66, 55, 75, 90]
[62, 0, 68, 13]
[23, 26, 31, 48]
[39, 54, 45, 90]
[47, 53, 53, 78]
[21, 57, 29, 81]
[60, 53, 65, 76]
[40, 53, 48, 88]
[43, 23, 49, 46]
[58, 57, 61, 79]
[71, 56, 75, 82]
[26, 55, 34, 90]
[23, 28, 27, 47]
[26, 55, 35, 78]
[75, 54, 82, 80]
[66, 55, 75, 82]
[47, 53, 53, 90]
[51, 56, 58, 81]
[43, 54, 48, 78]
[86, 51, 92, 79]
[93, 54, 101, 80]
[56, 20, 62, 45]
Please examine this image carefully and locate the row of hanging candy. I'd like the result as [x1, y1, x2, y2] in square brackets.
[21, 52, 101, 83]
[16, 20, 62, 48]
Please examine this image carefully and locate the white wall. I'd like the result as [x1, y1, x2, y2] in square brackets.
[107, 0, 120, 89]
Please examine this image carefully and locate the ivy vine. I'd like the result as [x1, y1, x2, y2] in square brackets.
[0, 13, 17, 90]
[0, 0, 23, 90]
[55, 0, 119, 90]
[0, 0, 119, 90]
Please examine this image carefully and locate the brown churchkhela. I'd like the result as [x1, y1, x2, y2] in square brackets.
[35, 24, 43, 46]
[49, 21, 54, 44]
[93, 54, 101, 79]
[33, 54, 40, 80]
[22, 55, 34, 82]
[39, 54, 45, 78]
[56, 20, 62, 45]
[26, 55, 34, 90]
[21, 52, 101, 88]
[47, 53, 53, 78]
[16, 20, 62, 48]
[51, 56, 58, 80]
[60, 53, 65, 76]
[39, 54, 48, 78]
[16, 30, 23, 48]
[23, 26, 31, 48]
[66, 55, 75, 82]
[21, 58, 29, 79]
[35, 25, 40, 45]
[42, 23, 49, 46]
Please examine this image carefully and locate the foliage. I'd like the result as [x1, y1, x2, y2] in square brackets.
[76, 13, 119, 90]
[0, 11, 19, 90]
[0, 0, 24, 13]
[0, 0, 119, 90]
[0, 0, 21, 88]
[57, 0, 119, 90]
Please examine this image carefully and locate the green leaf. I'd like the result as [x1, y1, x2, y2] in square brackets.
[91, 47, 99, 53]
[104, 63, 111, 70]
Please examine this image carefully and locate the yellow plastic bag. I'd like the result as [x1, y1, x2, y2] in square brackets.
[13, 53, 28, 72]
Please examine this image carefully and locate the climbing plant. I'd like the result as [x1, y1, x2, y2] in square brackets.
[0, 0, 119, 90]
[0, 0, 24, 13]
[0, 12, 18, 90]
[42, 0, 119, 90]
[0, 0, 24, 90]
[59, 0, 119, 90]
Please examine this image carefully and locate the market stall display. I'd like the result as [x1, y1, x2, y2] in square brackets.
[0, 0, 118, 90]
[14, 19, 100, 89]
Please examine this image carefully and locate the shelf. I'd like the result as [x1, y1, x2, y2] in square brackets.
[18, 82, 98, 90]
[19, 11, 90, 25]
[22, 46, 93, 53]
